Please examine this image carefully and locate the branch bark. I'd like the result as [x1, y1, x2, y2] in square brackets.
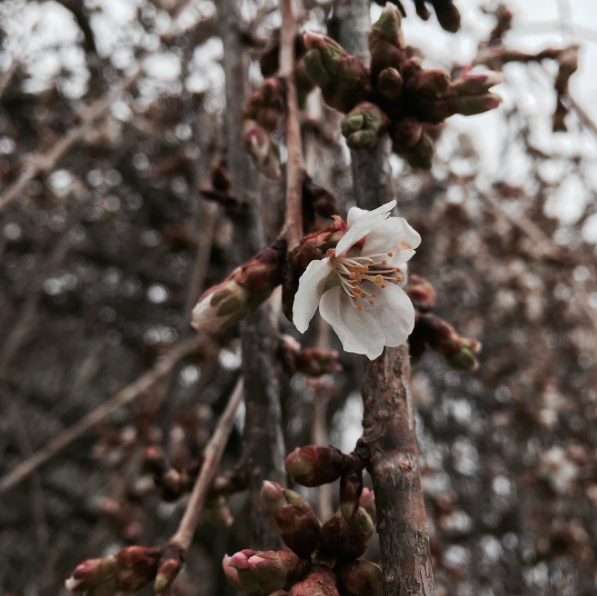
[217, 0, 286, 550]
[336, 2, 436, 595]
[279, 0, 304, 250]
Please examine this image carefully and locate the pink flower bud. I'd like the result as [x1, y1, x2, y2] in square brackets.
[228, 550, 310, 594]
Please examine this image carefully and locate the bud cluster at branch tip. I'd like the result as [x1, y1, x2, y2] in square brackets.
[192, 240, 286, 333]
[297, 4, 502, 168]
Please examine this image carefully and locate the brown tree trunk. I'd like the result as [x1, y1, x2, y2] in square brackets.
[336, 2, 436, 595]
[216, 0, 286, 550]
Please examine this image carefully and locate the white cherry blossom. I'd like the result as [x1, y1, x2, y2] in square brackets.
[292, 200, 421, 360]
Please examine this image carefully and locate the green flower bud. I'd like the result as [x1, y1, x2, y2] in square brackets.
[303, 32, 370, 113]
[369, 4, 406, 79]
[341, 103, 390, 150]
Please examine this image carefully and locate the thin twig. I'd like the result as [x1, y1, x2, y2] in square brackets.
[0, 334, 204, 496]
[279, 0, 304, 250]
[169, 376, 244, 551]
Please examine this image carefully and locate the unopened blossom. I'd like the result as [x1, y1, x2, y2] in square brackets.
[292, 200, 420, 360]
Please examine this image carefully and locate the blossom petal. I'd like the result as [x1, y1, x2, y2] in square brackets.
[361, 217, 421, 266]
[346, 206, 368, 227]
[293, 258, 332, 333]
[362, 282, 415, 347]
[335, 200, 397, 257]
[319, 286, 385, 360]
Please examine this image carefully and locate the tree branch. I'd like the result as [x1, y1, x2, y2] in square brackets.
[336, 2, 436, 595]
[217, 0, 286, 549]
[279, 0, 304, 250]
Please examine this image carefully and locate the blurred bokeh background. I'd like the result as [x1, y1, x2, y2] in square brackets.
[1, 1, 596, 595]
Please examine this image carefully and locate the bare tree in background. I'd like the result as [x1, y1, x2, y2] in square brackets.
[0, 2, 596, 596]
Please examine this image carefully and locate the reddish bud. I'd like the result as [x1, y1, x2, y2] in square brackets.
[261, 481, 321, 558]
[285, 446, 345, 487]
[410, 68, 451, 99]
[431, 0, 461, 33]
[336, 560, 382, 596]
[377, 67, 403, 100]
[227, 550, 310, 594]
[318, 508, 374, 562]
[289, 568, 340, 596]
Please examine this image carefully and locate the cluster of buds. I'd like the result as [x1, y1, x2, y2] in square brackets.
[407, 274, 481, 370]
[192, 240, 286, 333]
[223, 444, 382, 596]
[65, 545, 183, 596]
[144, 447, 244, 525]
[224, 471, 381, 596]
[243, 77, 285, 180]
[301, 5, 502, 168]
[279, 335, 342, 377]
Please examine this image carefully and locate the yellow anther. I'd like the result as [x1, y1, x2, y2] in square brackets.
[374, 275, 384, 286]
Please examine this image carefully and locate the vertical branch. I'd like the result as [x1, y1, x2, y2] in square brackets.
[279, 0, 304, 250]
[336, 2, 436, 596]
[217, 0, 286, 549]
